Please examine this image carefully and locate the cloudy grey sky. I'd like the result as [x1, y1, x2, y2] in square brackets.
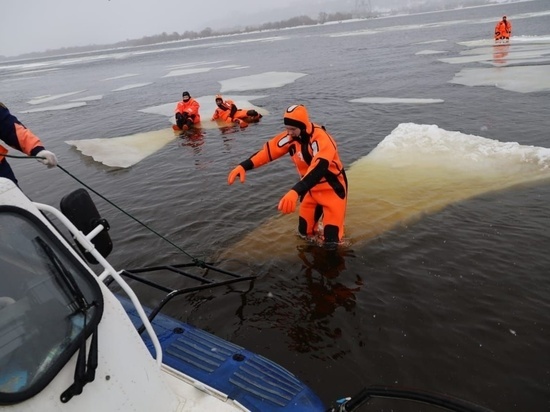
[1, 0, 502, 57]
[0, 0, 352, 58]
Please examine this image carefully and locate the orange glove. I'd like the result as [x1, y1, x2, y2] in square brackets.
[228, 165, 246, 185]
[278, 190, 299, 214]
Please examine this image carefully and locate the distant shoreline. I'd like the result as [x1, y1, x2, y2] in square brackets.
[0, 0, 521, 63]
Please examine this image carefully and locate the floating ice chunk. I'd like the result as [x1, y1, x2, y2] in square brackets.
[450, 66, 550, 93]
[220, 71, 307, 92]
[111, 83, 152, 92]
[350, 97, 443, 104]
[416, 50, 447, 55]
[101, 73, 138, 81]
[218, 123, 550, 262]
[163, 67, 212, 78]
[27, 90, 86, 105]
[415, 39, 448, 45]
[66, 128, 176, 169]
[71, 95, 103, 102]
[20, 102, 87, 113]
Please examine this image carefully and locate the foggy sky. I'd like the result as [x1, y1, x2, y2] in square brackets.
[0, 0, 508, 58]
[0, 0, 333, 57]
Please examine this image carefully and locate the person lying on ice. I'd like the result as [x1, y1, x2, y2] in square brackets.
[227, 104, 347, 245]
[211, 95, 262, 128]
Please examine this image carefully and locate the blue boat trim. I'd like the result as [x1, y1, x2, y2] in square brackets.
[117, 296, 325, 412]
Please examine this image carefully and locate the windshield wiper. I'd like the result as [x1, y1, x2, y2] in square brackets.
[34, 236, 98, 403]
[35, 237, 89, 313]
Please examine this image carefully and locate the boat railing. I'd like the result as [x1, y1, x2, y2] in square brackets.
[33, 202, 164, 366]
[118, 262, 257, 334]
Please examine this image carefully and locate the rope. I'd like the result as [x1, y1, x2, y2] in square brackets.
[4, 154, 204, 265]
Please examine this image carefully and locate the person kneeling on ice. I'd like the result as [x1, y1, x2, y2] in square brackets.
[174, 91, 201, 131]
[211, 95, 262, 129]
[227, 104, 347, 245]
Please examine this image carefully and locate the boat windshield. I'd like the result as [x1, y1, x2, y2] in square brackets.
[0, 207, 103, 403]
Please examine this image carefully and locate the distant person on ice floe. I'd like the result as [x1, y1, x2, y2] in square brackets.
[495, 15, 512, 41]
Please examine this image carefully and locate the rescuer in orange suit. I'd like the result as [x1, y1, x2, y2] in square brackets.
[0, 102, 58, 186]
[211, 95, 262, 128]
[174, 91, 201, 130]
[227, 104, 347, 244]
[494, 15, 512, 41]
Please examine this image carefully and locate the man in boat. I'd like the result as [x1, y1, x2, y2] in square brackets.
[211, 95, 262, 128]
[227, 104, 347, 245]
[174, 91, 201, 131]
[494, 15, 512, 41]
[0, 102, 58, 185]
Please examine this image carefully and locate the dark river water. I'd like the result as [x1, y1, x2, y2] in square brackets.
[1, 1, 550, 410]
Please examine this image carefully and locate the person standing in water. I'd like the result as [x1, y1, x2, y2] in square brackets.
[227, 104, 347, 245]
[494, 15, 512, 41]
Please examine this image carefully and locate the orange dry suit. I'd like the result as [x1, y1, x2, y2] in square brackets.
[494, 18, 512, 40]
[211, 95, 261, 127]
[174, 98, 201, 129]
[211, 97, 239, 122]
[238, 104, 347, 243]
[0, 102, 46, 184]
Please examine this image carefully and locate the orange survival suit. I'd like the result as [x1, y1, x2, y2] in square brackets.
[174, 91, 201, 130]
[495, 16, 512, 41]
[0, 102, 48, 184]
[228, 104, 347, 244]
[211, 95, 261, 128]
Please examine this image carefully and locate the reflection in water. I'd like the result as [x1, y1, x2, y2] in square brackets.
[283, 246, 363, 354]
[493, 43, 510, 65]
[218, 125, 241, 136]
[297, 245, 361, 318]
[178, 130, 205, 156]
[217, 246, 363, 356]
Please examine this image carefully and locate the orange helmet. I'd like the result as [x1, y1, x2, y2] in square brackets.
[215, 94, 223, 102]
[283, 104, 312, 134]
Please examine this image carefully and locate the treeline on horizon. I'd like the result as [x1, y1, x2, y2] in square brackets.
[1, 0, 500, 61]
